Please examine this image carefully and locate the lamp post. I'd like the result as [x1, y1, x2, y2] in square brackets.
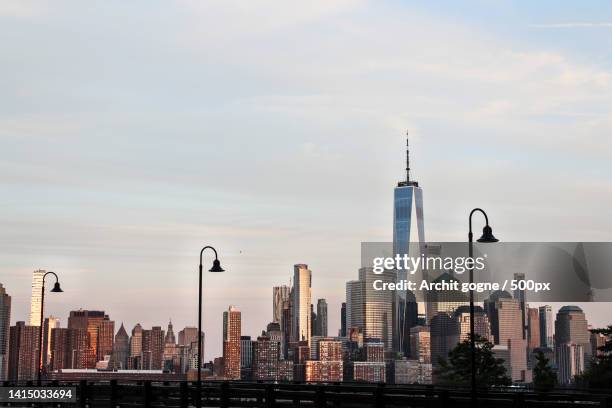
[38, 271, 63, 386]
[197, 246, 224, 408]
[468, 208, 498, 406]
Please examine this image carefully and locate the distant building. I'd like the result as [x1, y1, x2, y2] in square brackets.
[0, 284, 11, 381]
[50, 327, 88, 370]
[111, 323, 129, 369]
[222, 306, 241, 379]
[273, 286, 291, 324]
[453, 305, 491, 342]
[409, 326, 430, 364]
[142, 326, 164, 370]
[340, 302, 347, 337]
[527, 308, 540, 352]
[8, 321, 39, 381]
[429, 312, 458, 368]
[557, 343, 584, 385]
[390, 359, 432, 384]
[29, 270, 45, 326]
[555, 306, 590, 384]
[292, 264, 312, 344]
[349, 361, 385, 383]
[67, 310, 114, 368]
[316, 299, 328, 337]
[305, 360, 343, 382]
[539, 305, 553, 348]
[346, 267, 394, 350]
[42, 317, 60, 369]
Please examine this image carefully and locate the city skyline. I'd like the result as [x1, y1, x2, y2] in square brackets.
[2, 1, 612, 362]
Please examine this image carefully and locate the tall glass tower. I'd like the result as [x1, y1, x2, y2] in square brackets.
[392, 133, 425, 356]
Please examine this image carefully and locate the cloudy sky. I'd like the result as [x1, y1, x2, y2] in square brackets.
[1, 1, 611, 360]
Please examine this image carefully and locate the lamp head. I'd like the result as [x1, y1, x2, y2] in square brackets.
[51, 281, 63, 293]
[477, 225, 499, 243]
[209, 259, 225, 272]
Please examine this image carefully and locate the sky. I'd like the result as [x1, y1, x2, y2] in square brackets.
[1, 1, 612, 360]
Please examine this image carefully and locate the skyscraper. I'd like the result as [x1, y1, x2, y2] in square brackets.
[539, 305, 553, 349]
[67, 310, 113, 367]
[8, 321, 39, 381]
[555, 305, 590, 384]
[42, 316, 60, 369]
[346, 268, 394, 349]
[29, 269, 45, 326]
[111, 323, 129, 369]
[273, 285, 291, 324]
[142, 326, 164, 370]
[223, 305, 241, 379]
[340, 302, 347, 337]
[527, 307, 540, 352]
[316, 299, 328, 337]
[129, 323, 143, 369]
[292, 264, 312, 344]
[0, 284, 11, 381]
[392, 134, 425, 355]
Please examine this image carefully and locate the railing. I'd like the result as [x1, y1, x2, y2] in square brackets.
[1, 380, 611, 408]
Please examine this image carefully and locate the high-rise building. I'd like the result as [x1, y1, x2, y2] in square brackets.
[142, 326, 164, 370]
[0, 284, 11, 381]
[453, 305, 491, 343]
[273, 285, 291, 324]
[483, 291, 522, 345]
[340, 302, 347, 337]
[409, 325, 431, 363]
[130, 323, 143, 359]
[392, 134, 425, 355]
[429, 312, 459, 368]
[111, 323, 129, 369]
[538, 305, 553, 348]
[178, 326, 198, 347]
[555, 305, 590, 384]
[50, 327, 88, 370]
[162, 320, 180, 373]
[67, 310, 113, 367]
[8, 322, 39, 381]
[240, 336, 252, 368]
[346, 267, 394, 349]
[557, 343, 584, 385]
[42, 316, 60, 369]
[29, 270, 45, 326]
[253, 333, 281, 381]
[426, 272, 468, 324]
[527, 308, 540, 352]
[292, 264, 312, 344]
[223, 306, 241, 379]
[316, 299, 328, 337]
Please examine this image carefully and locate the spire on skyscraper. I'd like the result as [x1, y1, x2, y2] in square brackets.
[399, 130, 418, 187]
[406, 130, 410, 183]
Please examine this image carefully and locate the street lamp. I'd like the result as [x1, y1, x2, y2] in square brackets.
[38, 271, 63, 386]
[197, 246, 224, 408]
[468, 208, 498, 406]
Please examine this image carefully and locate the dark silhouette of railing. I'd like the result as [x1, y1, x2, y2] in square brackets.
[2, 380, 611, 407]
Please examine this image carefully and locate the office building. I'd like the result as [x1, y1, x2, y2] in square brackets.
[409, 325, 431, 364]
[29, 270, 45, 326]
[316, 299, 328, 337]
[292, 264, 312, 344]
[8, 322, 39, 381]
[538, 305, 553, 349]
[67, 310, 113, 368]
[0, 284, 11, 381]
[223, 306, 241, 379]
[340, 302, 347, 337]
[527, 308, 540, 351]
[111, 323, 129, 369]
[42, 316, 60, 369]
[453, 305, 491, 342]
[142, 326, 164, 370]
[346, 267, 394, 349]
[273, 285, 291, 324]
[557, 343, 584, 385]
[392, 135, 425, 355]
